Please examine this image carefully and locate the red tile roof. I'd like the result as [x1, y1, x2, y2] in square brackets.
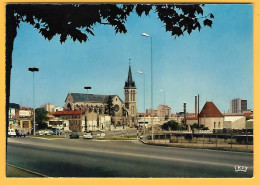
[243, 112, 253, 118]
[186, 117, 197, 120]
[224, 112, 253, 118]
[52, 109, 86, 116]
[199, 102, 223, 117]
[224, 114, 243, 116]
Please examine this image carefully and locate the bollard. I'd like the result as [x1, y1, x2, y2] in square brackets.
[246, 129, 248, 150]
[216, 133, 218, 148]
[231, 131, 233, 149]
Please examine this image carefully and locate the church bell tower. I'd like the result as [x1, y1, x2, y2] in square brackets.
[124, 61, 137, 127]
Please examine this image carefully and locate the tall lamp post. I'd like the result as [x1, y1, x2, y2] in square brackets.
[141, 32, 153, 140]
[28, 67, 39, 135]
[84, 86, 91, 132]
[137, 71, 146, 134]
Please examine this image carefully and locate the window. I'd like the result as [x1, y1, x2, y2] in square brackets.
[218, 122, 221, 128]
[22, 121, 29, 128]
[214, 122, 216, 128]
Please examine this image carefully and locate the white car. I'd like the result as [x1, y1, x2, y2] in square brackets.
[8, 129, 16, 137]
[44, 130, 52, 135]
[83, 132, 93, 139]
[38, 130, 45, 136]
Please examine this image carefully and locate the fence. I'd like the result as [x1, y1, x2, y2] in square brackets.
[143, 132, 253, 152]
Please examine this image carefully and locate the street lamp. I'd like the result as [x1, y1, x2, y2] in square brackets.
[141, 32, 153, 140]
[84, 86, 91, 132]
[137, 71, 146, 134]
[160, 89, 166, 105]
[28, 67, 39, 135]
[84, 86, 91, 93]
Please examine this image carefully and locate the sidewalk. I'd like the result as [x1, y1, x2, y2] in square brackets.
[140, 139, 253, 153]
[6, 164, 47, 177]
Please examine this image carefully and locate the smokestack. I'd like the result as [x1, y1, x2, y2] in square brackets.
[195, 96, 198, 118]
[184, 102, 186, 125]
[198, 94, 200, 126]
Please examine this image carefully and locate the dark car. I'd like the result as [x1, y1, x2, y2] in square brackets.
[15, 129, 25, 137]
[69, 132, 79, 139]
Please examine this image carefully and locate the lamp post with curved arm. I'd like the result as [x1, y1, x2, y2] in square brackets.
[28, 67, 39, 135]
[141, 32, 153, 140]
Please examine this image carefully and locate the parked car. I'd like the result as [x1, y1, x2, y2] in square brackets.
[39, 130, 45, 136]
[8, 129, 16, 137]
[83, 132, 93, 139]
[44, 130, 51, 135]
[15, 129, 26, 137]
[70, 132, 79, 139]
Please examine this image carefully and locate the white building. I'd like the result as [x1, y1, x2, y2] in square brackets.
[229, 98, 247, 113]
[54, 106, 64, 112]
[224, 116, 246, 129]
[137, 115, 160, 128]
[224, 112, 253, 130]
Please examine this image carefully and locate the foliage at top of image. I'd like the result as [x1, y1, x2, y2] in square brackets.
[8, 4, 214, 43]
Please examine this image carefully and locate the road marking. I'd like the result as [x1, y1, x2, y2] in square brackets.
[8, 140, 253, 169]
[6, 163, 48, 177]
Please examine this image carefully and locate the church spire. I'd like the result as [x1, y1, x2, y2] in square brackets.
[125, 59, 136, 88]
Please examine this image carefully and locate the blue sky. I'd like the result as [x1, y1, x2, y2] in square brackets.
[10, 4, 253, 114]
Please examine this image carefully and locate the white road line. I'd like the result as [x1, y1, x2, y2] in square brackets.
[7, 163, 48, 177]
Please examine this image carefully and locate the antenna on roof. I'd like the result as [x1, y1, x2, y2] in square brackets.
[129, 58, 131, 65]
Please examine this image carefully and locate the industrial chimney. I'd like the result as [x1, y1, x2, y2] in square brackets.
[195, 96, 198, 118]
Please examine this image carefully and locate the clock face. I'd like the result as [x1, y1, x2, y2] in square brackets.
[114, 104, 119, 112]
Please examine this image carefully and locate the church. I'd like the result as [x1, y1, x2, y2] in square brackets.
[64, 64, 137, 128]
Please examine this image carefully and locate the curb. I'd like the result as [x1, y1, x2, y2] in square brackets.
[6, 163, 48, 177]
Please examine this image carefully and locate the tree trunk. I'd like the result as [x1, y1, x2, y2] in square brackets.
[6, 5, 17, 145]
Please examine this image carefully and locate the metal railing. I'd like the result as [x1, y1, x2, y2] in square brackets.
[142, 132, 253, 152]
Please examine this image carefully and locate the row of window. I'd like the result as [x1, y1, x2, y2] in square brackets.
[125, 90, 136, 102]
[61, 115, 80, 119]
[214, 122, 221, 129]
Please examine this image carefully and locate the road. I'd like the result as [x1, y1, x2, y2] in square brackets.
[6, 137, 253, 177]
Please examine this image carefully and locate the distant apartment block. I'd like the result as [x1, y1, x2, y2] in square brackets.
[157, 105, 171, 120]
[40, 103, 55, 112]
[230, 98, 247, 113]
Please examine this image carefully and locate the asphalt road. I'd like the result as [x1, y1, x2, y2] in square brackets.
[6, 137, 253, 177]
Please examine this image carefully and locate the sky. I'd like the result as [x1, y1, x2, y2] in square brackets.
[10, 4, 253, 114]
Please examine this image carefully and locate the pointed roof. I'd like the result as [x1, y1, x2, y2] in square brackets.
[124, 65, 136, 88]
[128, 65, 133, 82]
[199, 101, 223, 117]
